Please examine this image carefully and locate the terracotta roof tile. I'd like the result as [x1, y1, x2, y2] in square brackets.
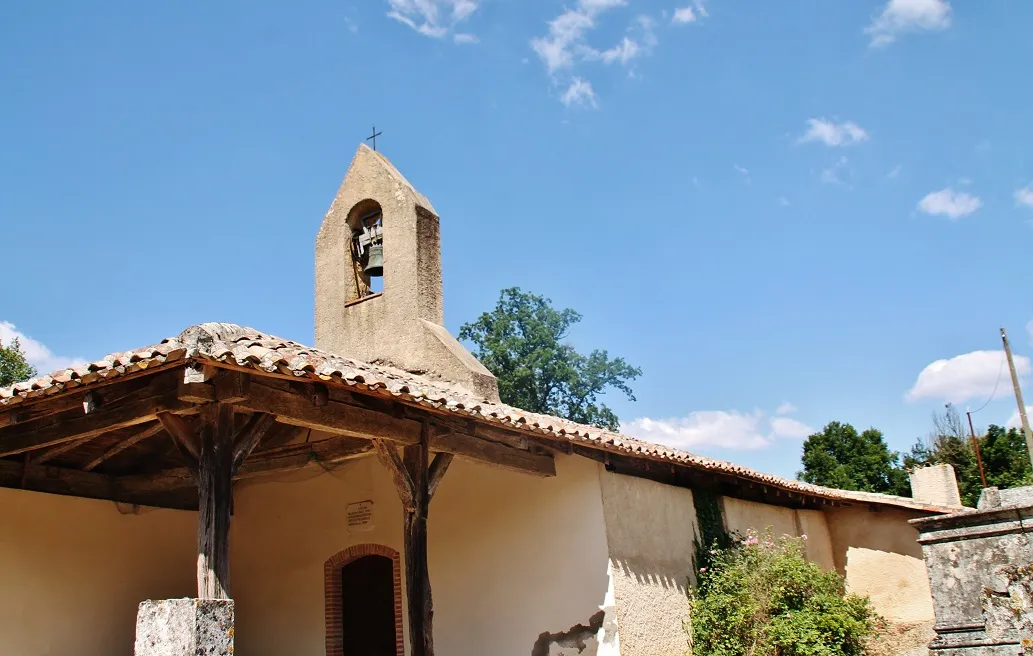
[0, 322, 960, 514]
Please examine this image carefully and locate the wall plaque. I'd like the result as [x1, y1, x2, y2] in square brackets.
[346, 500, 374, 532]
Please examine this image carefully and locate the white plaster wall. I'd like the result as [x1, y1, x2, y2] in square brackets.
[0, 487, 196, 656]
[231, 452, 615, 656]
[599, 472, 696, 656]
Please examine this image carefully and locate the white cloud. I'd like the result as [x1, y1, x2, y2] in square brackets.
[1014, 184, 1033, 209]
[0, 321, 85, 376]
[820, 156, 850, 186]
[1006, 406, 1033, 431]
[907, 350, 1023, 403]
[387, 0, 478, 40]
[775, 401, 798, 415]
[561, 78, 598, 108]
[531, 0, 659, 105]
[799, 118, 869, 147]
[622, 407, 814, 451]
[598, 37, 639, 64]
[887, 164, 903, 179]
[777, 196, 790, 207]
[672, 1, 706, 24]
[733, 163, 751, 184]
[918, 188, 982, 219]
[865, 0, 952, 47]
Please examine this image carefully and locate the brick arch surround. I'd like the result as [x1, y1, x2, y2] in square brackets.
[324, 544, 404, 656]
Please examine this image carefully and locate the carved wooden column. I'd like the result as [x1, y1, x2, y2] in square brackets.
[375, 420, 452, 656]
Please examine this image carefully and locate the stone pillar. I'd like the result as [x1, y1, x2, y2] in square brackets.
[134, 599, 234, 656]
[909, 464, 963, 508]
[909, 487, 1033, 655]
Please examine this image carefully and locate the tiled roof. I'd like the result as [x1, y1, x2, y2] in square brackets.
[0, 323, 959, 514]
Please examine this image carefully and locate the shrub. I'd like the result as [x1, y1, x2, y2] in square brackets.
[688, 530, 875, 656]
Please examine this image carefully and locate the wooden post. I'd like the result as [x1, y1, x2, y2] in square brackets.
[158, 402, 275, 601]
[196, 403, 234, 599]
[375, 421, 452, 656]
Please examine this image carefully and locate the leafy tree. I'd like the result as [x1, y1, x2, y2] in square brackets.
[905, 405, 1033, 506]
[689, 531, 875, 656]
[0, 337, 36, 387]
[797, 421, 910, 495]
[459, 287, 641, 431]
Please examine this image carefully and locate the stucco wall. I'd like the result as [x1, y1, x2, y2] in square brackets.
[721, 497, 837, 570]
[0, 487, 196, 656]
[824, 506, 933, 625]
[231, 452, 615, 656]
[599, 472, 696, 656]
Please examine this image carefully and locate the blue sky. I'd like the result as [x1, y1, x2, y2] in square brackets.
[2, 0, 1032, 479]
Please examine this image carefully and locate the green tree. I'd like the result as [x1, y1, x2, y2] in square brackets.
[798, 421, 910, 495]
[905, 405, 1033, 506]
[0, 337, 36, 387]
[459, 287, 641, 431]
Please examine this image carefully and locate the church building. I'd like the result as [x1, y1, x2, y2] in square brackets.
[0, 144, 958, 656]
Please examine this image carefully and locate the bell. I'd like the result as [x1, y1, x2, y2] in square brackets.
[364, 244, 384, 277]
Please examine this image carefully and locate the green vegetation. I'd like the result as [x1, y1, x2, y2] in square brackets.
[460, 287, 640, 431]
[797, 422, 910, 496]
[904, 405, 1033, 507]
[689, 531, 875, 656]
[0, 337, 35, 387]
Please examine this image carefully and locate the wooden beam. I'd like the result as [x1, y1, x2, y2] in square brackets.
[235, 382, 422, 445]
[82, 422, 165, 472]
[0, 457, 197, 510]
[373, 439, 416, 512]
[33, 435, 97, 465]
[434, 431, 555, 477]
[158, 412, 201, 466]
[230, 413, 276, 471]
[427, 453, 453, 500]
[118, 436, 374, 493]
[196, 403, 234, 599]
[0, 394, 194, 458]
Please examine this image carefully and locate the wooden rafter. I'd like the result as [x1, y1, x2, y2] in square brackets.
[0, 393, 194, 458]
[82, 422, 165, 472]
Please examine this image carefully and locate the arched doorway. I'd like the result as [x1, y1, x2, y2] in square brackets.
[325, 544, 403, 656]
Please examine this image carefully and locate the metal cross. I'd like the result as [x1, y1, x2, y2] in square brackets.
[367, 125, 382, 151]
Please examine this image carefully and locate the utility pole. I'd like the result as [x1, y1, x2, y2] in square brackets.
[966, 410, 988, 489]
[1001, 327, 1033, 462]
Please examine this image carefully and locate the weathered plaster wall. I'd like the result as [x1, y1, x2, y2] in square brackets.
[825, 505, 935, 655]
[599, 471, 696, 656]
[0, 487, 196, 656]
[230, 452, 616, 656]
[720, 498, 836, 571]
[824, 506, 933, 624]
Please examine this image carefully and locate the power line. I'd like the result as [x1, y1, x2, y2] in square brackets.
[969, 353, 1005, 416]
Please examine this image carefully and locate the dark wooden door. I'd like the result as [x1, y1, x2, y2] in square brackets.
[341, 555, 396, 655]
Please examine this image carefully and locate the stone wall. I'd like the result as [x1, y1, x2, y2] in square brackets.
[910, 486, 1033, 654]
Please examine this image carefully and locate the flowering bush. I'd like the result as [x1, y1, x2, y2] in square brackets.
[688, 530, 875, 656]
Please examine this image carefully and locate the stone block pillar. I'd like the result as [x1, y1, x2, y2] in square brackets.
[909, 487, 1033, 655]
[909, 463, 963, 508]
[134, 598, 234, 656]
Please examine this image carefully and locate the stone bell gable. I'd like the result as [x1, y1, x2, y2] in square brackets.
[314, 144, 499, 402]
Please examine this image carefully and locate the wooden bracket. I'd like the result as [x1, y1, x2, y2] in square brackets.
[373, 439, 416, 512]
[230, 413, 276, 472]
[157, 412, 202, 475]
[427, 453, 453, 500]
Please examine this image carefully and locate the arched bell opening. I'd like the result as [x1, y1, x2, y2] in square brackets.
[346, 199, 384, 297]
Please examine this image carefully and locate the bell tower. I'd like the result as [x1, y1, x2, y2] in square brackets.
[315, 144, 499, 402]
